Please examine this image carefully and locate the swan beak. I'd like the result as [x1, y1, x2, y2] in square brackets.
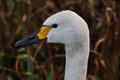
[15, 26, 52, 47]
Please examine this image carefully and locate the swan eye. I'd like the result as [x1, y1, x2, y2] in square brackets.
[52, 24, 58, 28]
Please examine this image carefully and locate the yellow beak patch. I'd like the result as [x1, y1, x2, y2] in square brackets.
[37, 26, 52, 39]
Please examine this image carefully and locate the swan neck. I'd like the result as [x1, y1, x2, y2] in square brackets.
[64, 44, 89, 80]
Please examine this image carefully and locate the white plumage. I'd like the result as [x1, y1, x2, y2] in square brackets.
[15, 10, 90, 80]
[44, 10, 90, 80]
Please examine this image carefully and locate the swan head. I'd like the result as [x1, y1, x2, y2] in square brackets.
[15, 10, 89, 47]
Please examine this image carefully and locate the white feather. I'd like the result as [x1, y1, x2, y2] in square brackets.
[43, 10, 90, 80]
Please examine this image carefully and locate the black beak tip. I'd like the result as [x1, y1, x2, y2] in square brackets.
[14, 37, 40, 48]
[14, 30, 40, 48]
[15, 41, 20, 47]
[15, 43, 17, 47]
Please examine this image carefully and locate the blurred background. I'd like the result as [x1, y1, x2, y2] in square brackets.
[0, 0, 120, 80]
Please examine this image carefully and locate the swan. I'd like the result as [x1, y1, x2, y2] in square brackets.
[15, 10, 90, 80]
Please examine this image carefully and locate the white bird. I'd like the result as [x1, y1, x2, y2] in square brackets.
[15, 10, 90, 80]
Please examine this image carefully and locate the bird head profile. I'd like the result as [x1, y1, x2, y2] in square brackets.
[15, 10, 90, 80]
[15, 10, 89, 47]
